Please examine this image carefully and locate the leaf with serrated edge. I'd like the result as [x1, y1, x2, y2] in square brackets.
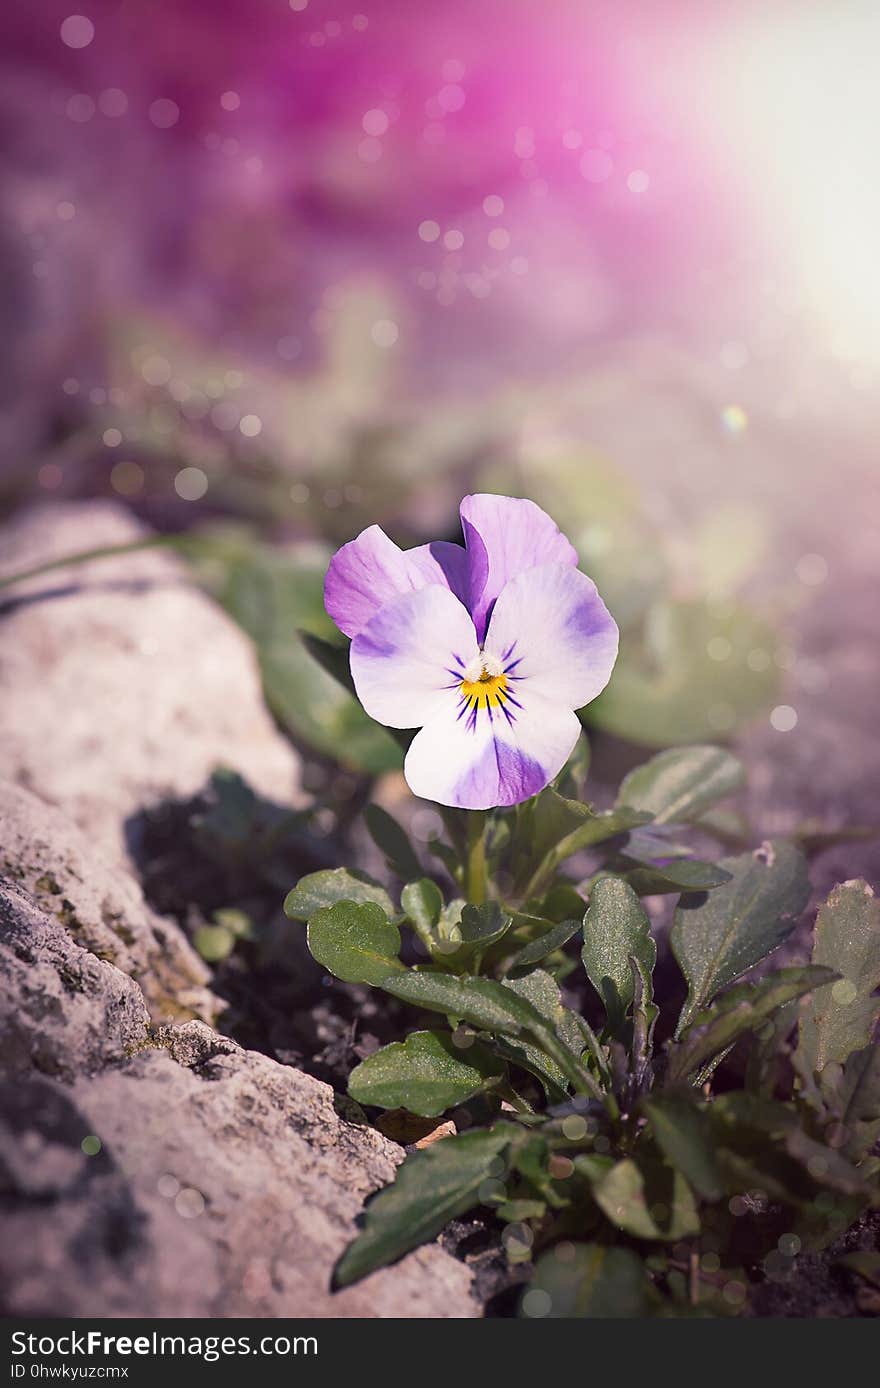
[666, 966, 836, 1084]
[797, 880, 880, 1073]
[284, 867, 394, 922]
[671, 840, 810, 1034]
[333, 1127, 514, 1287]
[617, 745, 745, 824]
[582, 877, 656, 1034]
[306, 900, 406, 985]
[348, 1031, 504, 1117]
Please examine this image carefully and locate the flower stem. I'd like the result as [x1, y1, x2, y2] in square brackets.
[464, 811, 488, 906]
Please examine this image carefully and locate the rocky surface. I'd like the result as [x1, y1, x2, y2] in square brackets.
[0, 500, 305, 866]
[0, 780, 216, 1022]
[0, 502, 478, 1319]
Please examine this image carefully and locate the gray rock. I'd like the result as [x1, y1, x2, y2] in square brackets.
[0, 779, 217, 1022]
[0, 880, 152, 1082]
[0, 888, 478, 1317]
[0, 500, 305, 866]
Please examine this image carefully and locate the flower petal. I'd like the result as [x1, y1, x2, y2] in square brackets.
[404, 540, 471, 609]
[324, 525, 414, 639]
[405, 687, 580, 809]
[351, 585, 478, 729]
[460, 494, 578, 640]
[325, 527, 471, 639]
[484, 562, 618, 711]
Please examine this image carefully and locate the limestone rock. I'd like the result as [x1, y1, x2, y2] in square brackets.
[0, 500, 305, 865]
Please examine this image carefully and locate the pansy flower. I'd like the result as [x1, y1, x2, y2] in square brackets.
[324, 494, 618, 809]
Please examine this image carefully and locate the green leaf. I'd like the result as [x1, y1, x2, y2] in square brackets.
[381, 971, 598, 1100]
[623, 859, 733, 896]
[582, 877, 656, 1034]
[820, 1045, 880, 1160]
[591, 1158, 700, 1241]
[670, 840, 810, 1033]
[666, 966, 837, 1084]
[630, 955, 657, 1090]
[364, 805, 423, 883]
[499, 969, 588, 1096]
[434, 901, 513, 965]
[587, 597, 780, 747]
[523, 1244, 649, 1318]
[348, 1031, 504, 1117]
[506, 919, 582, 972]
[784, 1127, 870, 1197]
[617, 746, 746, 824]
[514, 789, 652, 897]
[333, 1127, 514, 1287]
[797, 880, 880, 1073]
[283, 867, 394, 922]
[400, 878, 444, 953]
[306, 900, 406, 985]
[643, 1094, 723, 1200]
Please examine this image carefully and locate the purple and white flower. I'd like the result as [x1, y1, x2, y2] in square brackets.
[324, 494, 618, 809]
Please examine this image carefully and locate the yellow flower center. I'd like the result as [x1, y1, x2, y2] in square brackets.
[460, 654, 509, 710]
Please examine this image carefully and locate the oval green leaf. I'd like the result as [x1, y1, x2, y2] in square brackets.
[306, 900, 406, 985]
[348, 1031, 505, 1116]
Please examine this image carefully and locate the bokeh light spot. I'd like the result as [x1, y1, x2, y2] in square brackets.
[149, 98, 180, 129]
[358, 136, 382, 163]
[362, 108, 389, 136]
[521, 1288, 552, 1318]
[438, 84, 465, 113]
[175, 1187, 206, 1218]
[371, 319, 399, 348]
[721, 403, 748, 434]
[80, 1134, 101, 1156]
[770, 704, 798, 732]
[110, 461, 144, 497]
[38, 463, 64, 490]
[795, 552, 828, 585]
[174, 467, 208, 501]
[67, 93, 95, 123]
[60, 15, 94, 49]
